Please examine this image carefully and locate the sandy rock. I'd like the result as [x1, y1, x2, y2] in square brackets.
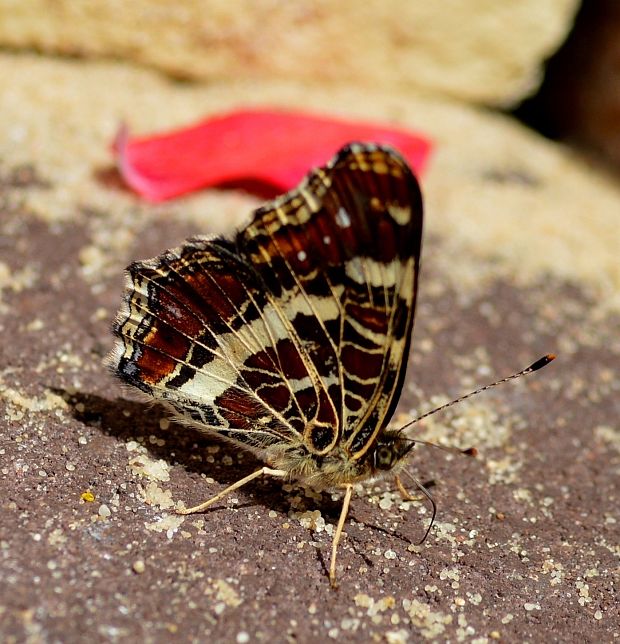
[0, 53, 617, 643]
[0, 0, 578, 106]
[1, 54, 618, 308]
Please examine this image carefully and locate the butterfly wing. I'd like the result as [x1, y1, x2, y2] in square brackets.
[239, 143, 423, 459]
[109, 143, 422, 461]
[109, 236, 316, 452]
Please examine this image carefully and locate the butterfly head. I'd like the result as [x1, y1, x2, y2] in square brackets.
[370, 430, 416, 474]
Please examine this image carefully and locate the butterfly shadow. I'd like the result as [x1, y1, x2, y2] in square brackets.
[57, 388, 334, 516]
[58, 388, 432, 578]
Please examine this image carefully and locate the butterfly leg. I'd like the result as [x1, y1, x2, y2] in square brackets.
[395, 475, 417, 501]
[329, 483, 354, 589]
[177, 466, 287, 515]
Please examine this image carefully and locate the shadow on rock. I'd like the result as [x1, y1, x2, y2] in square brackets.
[52, 387, 343, 518]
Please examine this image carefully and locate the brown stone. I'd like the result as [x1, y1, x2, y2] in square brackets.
[0, 53, 618, 642]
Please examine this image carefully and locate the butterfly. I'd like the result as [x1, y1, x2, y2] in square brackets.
[108, 142, 440, 586]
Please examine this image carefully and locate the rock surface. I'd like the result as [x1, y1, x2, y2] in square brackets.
[0, 54, 618, 642]
[0, 0, 578, 107]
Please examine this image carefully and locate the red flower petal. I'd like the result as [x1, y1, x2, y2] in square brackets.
[115, 109, 433, 202]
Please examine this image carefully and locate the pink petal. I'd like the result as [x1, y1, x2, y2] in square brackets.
[115, 109, 433, 202]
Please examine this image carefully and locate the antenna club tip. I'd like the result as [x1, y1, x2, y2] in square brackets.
[529, 354, 556, 372]
[462, 447, 478, 457]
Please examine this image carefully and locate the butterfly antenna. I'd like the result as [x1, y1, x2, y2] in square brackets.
[399, 354, 556, 435]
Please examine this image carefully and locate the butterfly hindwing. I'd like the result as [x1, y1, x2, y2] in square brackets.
[111, 238, 308, 449]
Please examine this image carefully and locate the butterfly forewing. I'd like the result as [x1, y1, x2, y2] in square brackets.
[110, 143, 423, 462]
[239, 144, 422, 457]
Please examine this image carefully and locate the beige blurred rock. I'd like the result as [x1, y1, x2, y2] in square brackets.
[0, 0, 578, 107]
[1, 53, 618, 313]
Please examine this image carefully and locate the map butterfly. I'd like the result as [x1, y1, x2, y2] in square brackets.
[108, 142, 551, 586]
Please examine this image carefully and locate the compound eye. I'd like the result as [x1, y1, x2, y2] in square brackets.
[376, 445, 393, 469]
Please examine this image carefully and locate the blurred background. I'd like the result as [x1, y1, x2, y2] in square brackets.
[516, 0, 620, 171]
[1, 0, 619, 171]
